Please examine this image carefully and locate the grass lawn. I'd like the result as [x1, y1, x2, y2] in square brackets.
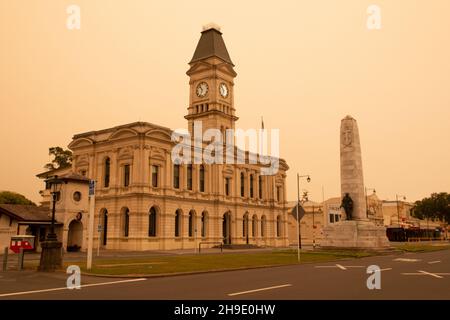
[66, 249, 376, 276]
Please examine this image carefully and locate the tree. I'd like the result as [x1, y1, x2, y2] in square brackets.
[0, 191, 36, 206]
[412, 192, 450, 223]
[44, 147, 72, 170]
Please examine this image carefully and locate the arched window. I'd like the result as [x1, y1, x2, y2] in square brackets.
[199, 165, 205, 192]
[123, 208, 130, 237]
[201, 211, 207, 238]
[252, 215, 257, 237]
[261, 215, 266, 238]
[243, 213, 249, 238]
[188, 210, 195, 237]
[250, 174, 254, 198]
[104, 158, 110, 188]
[276, 215, 282, 238]
[149, 207, 157, 237]
[240, 172, 245, 197]
[175, 210, 182, 237]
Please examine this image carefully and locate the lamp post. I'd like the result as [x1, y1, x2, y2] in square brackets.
[39, 175, 64, 271]
[365, 187, 376, 218]
[296, 173, 310, 262]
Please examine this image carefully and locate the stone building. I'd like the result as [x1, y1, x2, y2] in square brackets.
[37, 25, 290, 252]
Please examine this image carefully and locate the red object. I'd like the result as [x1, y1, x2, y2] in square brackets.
[9, 237, 34, 253]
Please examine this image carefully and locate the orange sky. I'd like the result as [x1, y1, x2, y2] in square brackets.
[1, 0, 449, 204]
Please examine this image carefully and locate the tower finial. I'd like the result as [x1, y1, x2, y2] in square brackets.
[202, 22, 221, 32]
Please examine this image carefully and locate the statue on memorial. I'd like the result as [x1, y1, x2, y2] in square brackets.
[341, 193, 354, 220]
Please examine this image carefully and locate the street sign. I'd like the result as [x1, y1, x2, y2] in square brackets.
[89, 180, 96, 196]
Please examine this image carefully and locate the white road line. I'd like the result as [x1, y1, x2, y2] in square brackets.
[315, 266, 339, 268]
[228, 284, 292, 297]
[394, 258, 421, 262]
[428, 261, 441, 264]
[314, 264, 364, 270]
[418, 270, 443, 279]
[0, 278, 147, 298]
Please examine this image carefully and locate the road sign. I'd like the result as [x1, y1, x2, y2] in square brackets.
[89, 180, 96, 196]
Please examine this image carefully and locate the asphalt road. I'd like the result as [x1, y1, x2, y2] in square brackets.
[0, 249, 449, 300]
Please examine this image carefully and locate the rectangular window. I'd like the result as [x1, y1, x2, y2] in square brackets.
[258, 176, 263, 199]
[173, 164, 180, 189]
[225, 178, 230, 196]
[124, 164, 130, 187]
[250, 175, 254, 198]
[199, 166, 205, 192]
[187, 165, 193, 190]
[330, 214, 335, 223]
[151, 165, 158, 188]
[277, 186, 282, 202]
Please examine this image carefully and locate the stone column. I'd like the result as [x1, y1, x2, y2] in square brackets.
[340, 115, 367, 221]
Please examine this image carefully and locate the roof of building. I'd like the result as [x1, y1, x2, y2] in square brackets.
[189, 26, 234, 65]
[0, 204, 52, 222]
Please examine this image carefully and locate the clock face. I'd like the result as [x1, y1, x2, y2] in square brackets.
[219, 83, 229, 98]
[196, 82, 209, 98]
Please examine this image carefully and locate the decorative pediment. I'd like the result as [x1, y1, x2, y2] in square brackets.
[216, 62, 237, 77]
[76, 154, 89, 166]
[108, 128, 138, 141]
[68, 138, 94, 149]
[222, 165, 234, 176]
[118, 146, 134, 160]
[145, 129, 172, 142]
[186, 61, 213, 75]
[150, 148, 166, 161]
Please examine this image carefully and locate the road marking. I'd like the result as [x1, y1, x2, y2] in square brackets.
[428, 261, 441, 264]
[394, 258, 420, 262]
[228, 284, 292, 297]
[417, 270, 443, 279]
[0, 278, 146, 297]
[401, 270, 450, 278]
[315, 264, 364, 270]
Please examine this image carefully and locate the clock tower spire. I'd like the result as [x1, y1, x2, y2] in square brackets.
[185, 24, 238, 137]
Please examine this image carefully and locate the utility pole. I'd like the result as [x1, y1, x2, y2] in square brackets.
[87, 180, 96, 270]
[296, 173, 301, 262]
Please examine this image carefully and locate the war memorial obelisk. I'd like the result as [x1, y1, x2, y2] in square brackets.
[322, 115, 390, 249]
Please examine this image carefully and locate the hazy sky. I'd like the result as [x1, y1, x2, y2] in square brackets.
[1, 0, 449, 204]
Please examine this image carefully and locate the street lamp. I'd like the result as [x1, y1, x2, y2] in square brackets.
[296, 173, 310, 262]
[46, 176, 64, 241]
[39, 175, 65, 271]
[365, 187, 376, 217]
[396, 194, 406, 229]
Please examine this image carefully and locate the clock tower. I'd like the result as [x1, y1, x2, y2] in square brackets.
[185, 24, 238, 137]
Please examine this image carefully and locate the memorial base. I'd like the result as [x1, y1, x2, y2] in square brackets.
[38, 240, 63, 272]
[322, 220, 390, 249]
